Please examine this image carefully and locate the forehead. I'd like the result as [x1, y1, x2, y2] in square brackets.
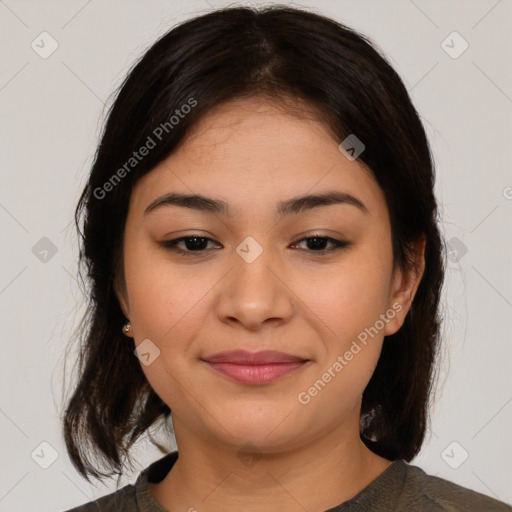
[176, 96, 344, 168]
[129, 96, 386, 220]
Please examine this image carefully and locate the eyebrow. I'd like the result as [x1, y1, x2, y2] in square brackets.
[144, 190, 369, 217]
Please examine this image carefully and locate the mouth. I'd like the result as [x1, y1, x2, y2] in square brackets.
[201, 350, 310, 385]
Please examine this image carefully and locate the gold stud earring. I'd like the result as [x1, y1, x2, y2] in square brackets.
[122, 322, 132, 336]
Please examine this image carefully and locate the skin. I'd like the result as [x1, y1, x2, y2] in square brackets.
[116, 96, 425, 512]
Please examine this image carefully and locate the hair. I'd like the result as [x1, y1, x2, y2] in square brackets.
[63, 4, 445, 482]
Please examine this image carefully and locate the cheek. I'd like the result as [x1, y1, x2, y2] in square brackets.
[296, 245, 393, 407]
[123, 250, 212, 409]
[296, 342, 382, 434]
[299, 248, 393, 338]
[123, 240, 214, 338]
[296, 258, 391, 419]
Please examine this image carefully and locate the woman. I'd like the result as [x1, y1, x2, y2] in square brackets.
[62, 5, 511, 511]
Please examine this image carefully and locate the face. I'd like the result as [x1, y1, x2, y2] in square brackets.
[117, 96, 424, 454]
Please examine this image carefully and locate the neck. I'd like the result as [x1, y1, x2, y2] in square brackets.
[150, 417, 392, 512]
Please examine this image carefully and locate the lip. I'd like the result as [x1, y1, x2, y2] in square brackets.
[202, 350, 309, 385]
[203, 350, 306, 364]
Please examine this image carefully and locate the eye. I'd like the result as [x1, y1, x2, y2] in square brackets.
[291, 236, 350, 254]
[161, 236, 220, 254]
[161, 235, 350, 256]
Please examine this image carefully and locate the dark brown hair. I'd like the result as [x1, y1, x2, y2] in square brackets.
[63, 4, 445, 482]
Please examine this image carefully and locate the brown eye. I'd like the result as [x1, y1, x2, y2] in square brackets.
[160, 235, 350, 257]
[291, 236, 350, 253]
[161, 236, 221, 254]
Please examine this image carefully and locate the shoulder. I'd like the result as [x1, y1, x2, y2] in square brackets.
[397, 461, 512, 512]
[62, 482, 137, 511]
[63, 451, 178, 512]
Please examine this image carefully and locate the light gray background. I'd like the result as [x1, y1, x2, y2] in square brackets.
[0, 0, 511, 510]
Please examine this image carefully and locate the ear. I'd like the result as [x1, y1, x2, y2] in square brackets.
[383, 233, 426, 336]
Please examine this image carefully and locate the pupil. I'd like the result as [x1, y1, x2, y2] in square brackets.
[308, 237, 327, 250]
[186, 237, 207, 250]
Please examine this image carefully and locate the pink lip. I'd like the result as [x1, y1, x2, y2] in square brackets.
[202, 350, 309, 385]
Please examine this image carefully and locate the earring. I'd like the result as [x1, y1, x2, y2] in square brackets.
[122, 321, 132, 336]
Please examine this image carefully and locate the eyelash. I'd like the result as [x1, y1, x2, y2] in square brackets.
[161, 235, 350, 256]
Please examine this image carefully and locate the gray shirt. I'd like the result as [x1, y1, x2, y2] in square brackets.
[64, 451, 512, 511]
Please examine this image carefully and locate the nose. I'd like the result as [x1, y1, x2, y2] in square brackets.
[215, 240, 295, 332]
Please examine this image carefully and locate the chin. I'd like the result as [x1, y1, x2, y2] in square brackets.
[205, 404, 305, 451]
